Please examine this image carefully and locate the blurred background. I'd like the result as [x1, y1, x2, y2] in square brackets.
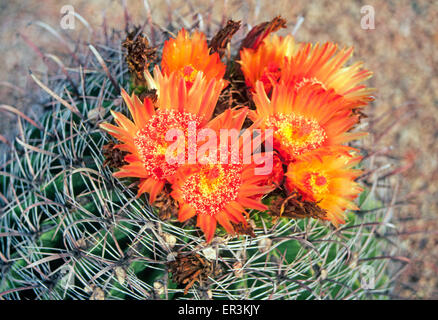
[0, 0, 436, 299]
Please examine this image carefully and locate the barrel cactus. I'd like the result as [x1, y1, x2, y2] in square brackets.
[0, 7, 405, 300]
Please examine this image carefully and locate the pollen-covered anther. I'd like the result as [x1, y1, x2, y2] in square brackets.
[180, 164, 243, 217]
[134, 110, 201, 180]
[265, 113, 327, 157]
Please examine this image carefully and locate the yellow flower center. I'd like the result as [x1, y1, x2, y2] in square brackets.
[179, 64, 198, 87]
[305, 172, 330, 198]
[181, 164, 243, 216]
[154, 144, 168, 156]
[265, 113, 327, 160]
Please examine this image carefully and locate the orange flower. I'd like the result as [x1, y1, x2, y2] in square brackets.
[100, 70, 225, 203]
[257, 152, 284, 187]
[280, 42, 374, 109]
[171, 109, 274, 242]
[251, 81, 365, 163]
[161, 29, 226, 89]
[285, 149, 363, 226]
[239, 34, 298, 93]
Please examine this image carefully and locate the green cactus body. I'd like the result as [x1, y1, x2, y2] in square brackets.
[0, 12, 403, 301]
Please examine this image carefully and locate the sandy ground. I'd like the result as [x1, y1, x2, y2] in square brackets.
[0, 0, 437, 299]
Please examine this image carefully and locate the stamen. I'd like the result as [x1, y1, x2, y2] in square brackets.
[265, 113, 327, 159]
[304, 172, 330, 196]
[134, 110, 201, 180]
[179, 64, 198, 88]
[181, 164, 243, 216]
